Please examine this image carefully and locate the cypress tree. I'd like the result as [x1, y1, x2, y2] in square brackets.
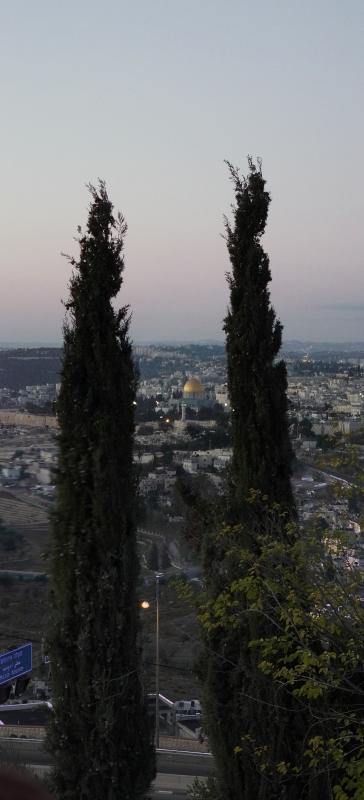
[48, 182, 155, 800]
[201, 161, 312, 800]
[224, 158, 294, 515]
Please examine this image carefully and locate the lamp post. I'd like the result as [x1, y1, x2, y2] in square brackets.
[141, 572, 162, 749]
[155, 573, 160, 749]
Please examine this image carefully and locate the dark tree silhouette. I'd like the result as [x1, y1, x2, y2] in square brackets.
[201, 161, 313, 800]
[48, 182, 155, 800]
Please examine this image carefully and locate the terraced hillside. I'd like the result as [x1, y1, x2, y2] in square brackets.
[0, 490, 49, 571]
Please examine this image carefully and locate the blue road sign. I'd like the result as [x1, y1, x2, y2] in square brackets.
[0, 644, 32, 686]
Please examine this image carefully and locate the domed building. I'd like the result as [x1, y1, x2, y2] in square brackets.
[183, 378, 205, 404]
[180, 377, 214, 420]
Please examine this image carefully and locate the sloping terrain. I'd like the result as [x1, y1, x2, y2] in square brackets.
[0, 490, 50, 571]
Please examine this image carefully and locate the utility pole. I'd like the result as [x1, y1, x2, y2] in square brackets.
[140, 575, 162, 748]
[155, 573, 160, 748]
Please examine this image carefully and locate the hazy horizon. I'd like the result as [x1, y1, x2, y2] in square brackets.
[1, 1, 363, 344]
[4, 338, 364, 350]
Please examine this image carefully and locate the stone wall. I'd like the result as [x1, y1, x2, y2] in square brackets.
[0, 412, 58, 429]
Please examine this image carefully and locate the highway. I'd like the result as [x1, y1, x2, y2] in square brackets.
[0, 738, 214, 798]
[0, 705, 52, 725]
[0, 738, 213, 775]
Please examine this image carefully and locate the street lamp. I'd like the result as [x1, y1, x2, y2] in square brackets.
[155, 573, 161, 749]
[140, 572, 163, 748]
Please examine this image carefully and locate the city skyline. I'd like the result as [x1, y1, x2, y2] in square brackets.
[1, 0, 363, 343]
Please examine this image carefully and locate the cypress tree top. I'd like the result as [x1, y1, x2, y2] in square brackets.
[224, 159, 294, 512]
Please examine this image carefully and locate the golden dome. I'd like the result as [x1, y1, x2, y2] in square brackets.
[183, 378, 204, 395]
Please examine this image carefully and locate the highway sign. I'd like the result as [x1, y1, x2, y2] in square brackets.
[0, 644, 32, 686]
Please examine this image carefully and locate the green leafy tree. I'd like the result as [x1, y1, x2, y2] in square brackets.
[48, 182, 155, 800]
[176, 473, 217, 554]
[187, 776, 222, 800]
[199, 518, 364, 799]
[298, 416, 315, 439]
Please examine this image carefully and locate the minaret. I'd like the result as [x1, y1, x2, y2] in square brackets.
[181, 402, 186, 422]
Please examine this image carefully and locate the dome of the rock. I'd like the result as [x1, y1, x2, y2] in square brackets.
[183, 378, 204, 397]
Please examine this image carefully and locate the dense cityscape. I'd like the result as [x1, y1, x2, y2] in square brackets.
[2, 343, 364, 704]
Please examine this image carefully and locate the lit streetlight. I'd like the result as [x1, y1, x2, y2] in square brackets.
[140, 573, 163, 748]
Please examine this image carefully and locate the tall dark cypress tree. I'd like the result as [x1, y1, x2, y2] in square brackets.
[201, 161, 308, 800]
[224, 158, 294, 515]
[48, 183, 155, 800]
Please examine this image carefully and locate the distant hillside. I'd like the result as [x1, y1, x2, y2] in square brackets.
[0, 348, 62, 389]
[283, 340, 364, 356]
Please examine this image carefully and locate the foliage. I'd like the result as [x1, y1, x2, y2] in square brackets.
[196, 404, 225, 422]
[0, 519, 23, 552]
[24, 401, 55, 416]
[176, 474, 219, 553]
[316, 434, 338, 452]
[291, 415, 316, 440]
[146, 542, 159, 571]
[183, 425, 231, 450]
[187, 776, 222, 800]
[135, 396, 158, 422]
[199, 509, 364, 799]
[47, 182, 155, 799]
[315, 445, 364, 480]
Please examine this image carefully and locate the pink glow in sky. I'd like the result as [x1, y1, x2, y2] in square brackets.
[1, 0, 364, 343]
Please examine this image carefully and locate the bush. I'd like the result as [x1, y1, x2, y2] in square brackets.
[187, 777, 221, 800]
[0, 520, 23, 552]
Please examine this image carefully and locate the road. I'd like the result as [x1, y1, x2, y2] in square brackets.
[311, 466, 354, 488]
[0, 738, 213, 775]
[0, 739, 213, 799]
[0, 569, 47, 578]
[0, 705, 52, 725]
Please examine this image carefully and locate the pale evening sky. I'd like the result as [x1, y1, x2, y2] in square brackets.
[1, 0, 363, 344]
